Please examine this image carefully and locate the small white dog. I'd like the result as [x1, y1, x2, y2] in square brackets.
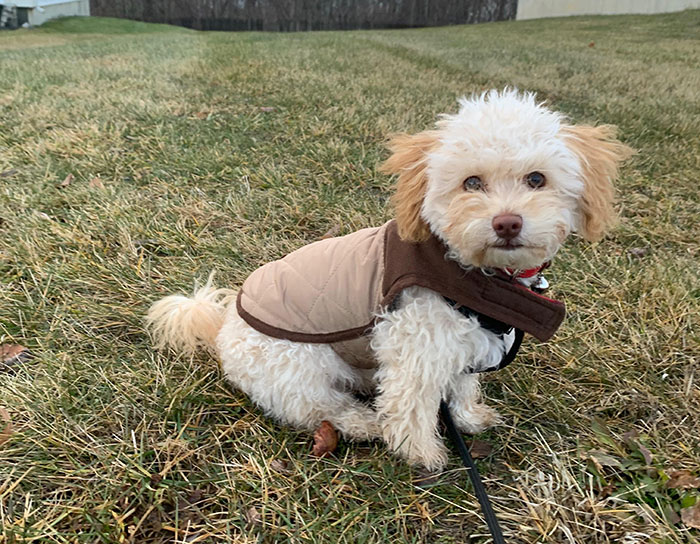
[147, 89, 631, 471]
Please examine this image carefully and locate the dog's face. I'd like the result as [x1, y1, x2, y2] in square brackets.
[383, 90, 633, 270]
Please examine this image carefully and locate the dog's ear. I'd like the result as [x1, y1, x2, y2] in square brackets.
[381, 131, 439, 242]
[562, 124, 634, 242]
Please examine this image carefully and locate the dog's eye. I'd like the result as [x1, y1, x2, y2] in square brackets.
[463, 176, 483, 191]
[525, 172, 546, 189]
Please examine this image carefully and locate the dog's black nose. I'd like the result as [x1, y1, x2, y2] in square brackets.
[492, 214, 522, 240]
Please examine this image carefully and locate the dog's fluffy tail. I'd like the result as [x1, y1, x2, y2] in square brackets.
[146, 274, 235, 356]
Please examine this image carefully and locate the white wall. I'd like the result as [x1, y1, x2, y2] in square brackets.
[516, 0, 700, 19]
[8, 0, 89, 26]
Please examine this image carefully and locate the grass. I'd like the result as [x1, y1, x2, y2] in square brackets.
[0, 11, 699, 543]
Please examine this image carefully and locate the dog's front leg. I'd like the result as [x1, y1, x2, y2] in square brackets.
[447, 373, 501, 433]
[371, 287, 468, 471]
[373, 346, 450, 471]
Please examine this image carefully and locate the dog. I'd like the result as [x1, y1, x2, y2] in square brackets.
[147, 89, 632, 471]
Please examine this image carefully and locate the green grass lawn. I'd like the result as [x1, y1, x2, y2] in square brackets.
[1, 12, 699, 543]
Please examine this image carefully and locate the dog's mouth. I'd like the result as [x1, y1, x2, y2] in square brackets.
[479, 242, 549, 270]
[492, 242, 524, 251]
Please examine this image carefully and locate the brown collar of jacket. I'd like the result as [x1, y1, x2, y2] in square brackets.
[381, 221, 565, 342]
[237, 220, 565, 345]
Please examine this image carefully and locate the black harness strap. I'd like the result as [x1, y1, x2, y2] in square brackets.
[444, 297, 525, 372]
[488, 327, 524, 372]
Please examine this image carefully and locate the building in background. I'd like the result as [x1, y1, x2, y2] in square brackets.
[516, 0, 700, 19]
[0, 0, 89, 27]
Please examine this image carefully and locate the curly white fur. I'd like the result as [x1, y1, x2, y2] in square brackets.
[371, 286, 506, 469]
[148, 283, 503, 471]
[146, 276, 235, 355]
[147, 90, 630, 470]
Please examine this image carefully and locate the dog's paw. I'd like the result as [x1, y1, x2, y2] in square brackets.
[409, 440, 449, 472]
[449, 402, 502, 434]
[329, 407, 382, 441]
[345, 418, 382, 441]
[383, 426, 448, 472]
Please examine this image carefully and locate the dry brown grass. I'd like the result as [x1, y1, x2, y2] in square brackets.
[1, 12, 699, 543]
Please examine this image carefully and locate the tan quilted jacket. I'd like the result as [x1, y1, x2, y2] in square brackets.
[237, 220, 565, 369]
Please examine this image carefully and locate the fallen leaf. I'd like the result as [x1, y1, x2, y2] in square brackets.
[663, 505, 681, 525]
[588, 41, 595, 47]
[185, 489, 204, 504]
[637, 443, 653, 465]
[622, 429, 639, 442]
[270, 459, 289, 473]
[623, 431, 654, 465]
[588, 450, 623, 473]
[89, 177, 105, 189]
[311, 420, 338, 457]
[2, 344, 27, 361]
[413, 467, 440, 487]
[246, 506, 261, 526]
[173, 489, 206, 525]
[320, 224, 341, 240]
[149, 473, 163, 485]
[628, 247, 649, 258]
[0, 407, 12, 447]
[667, 470, 700, 490]
[468, 439, 493, 459]
[0, 169, 17, 178]
[140, 508, 163, 533]
[598, 482, 617, 498]
[681, 503, 700, 529]
[59, 173, 74, 188]
[1, 344, 33, 372]
[195, 111, 209, 120]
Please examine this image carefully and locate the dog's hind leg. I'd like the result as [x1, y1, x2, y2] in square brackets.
[216, 311, 380, 441]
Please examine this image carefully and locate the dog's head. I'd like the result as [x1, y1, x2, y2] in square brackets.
[382, 89, 633, 270]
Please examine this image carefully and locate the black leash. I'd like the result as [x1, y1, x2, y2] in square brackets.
[435, 309, 522, 542]
[440, 400, 507, 544]
[436, 278, 543, 541]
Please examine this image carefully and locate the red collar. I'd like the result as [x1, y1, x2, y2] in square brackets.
[502, 261, 550, 279]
